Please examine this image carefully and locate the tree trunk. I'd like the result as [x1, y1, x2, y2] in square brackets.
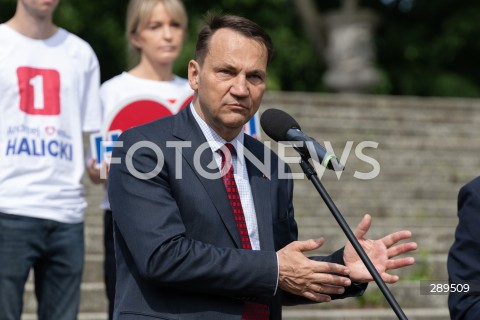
[289, 0, 325, 58]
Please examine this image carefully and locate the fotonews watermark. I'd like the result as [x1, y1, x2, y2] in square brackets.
[98, 140, 380, 181]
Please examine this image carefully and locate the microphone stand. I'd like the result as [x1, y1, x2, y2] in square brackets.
[298, 156, 408, 320]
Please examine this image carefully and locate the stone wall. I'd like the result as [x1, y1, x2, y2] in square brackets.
[261, 92, 480, 319]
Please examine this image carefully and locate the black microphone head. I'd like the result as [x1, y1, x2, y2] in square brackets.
[260, 108, 301, 142]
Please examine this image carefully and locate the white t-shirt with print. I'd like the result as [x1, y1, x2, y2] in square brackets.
[0, 24, 101, 223]
[99, 72, 194, 209]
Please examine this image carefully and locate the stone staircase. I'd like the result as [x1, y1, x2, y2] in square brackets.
[22, 92, 480, 319]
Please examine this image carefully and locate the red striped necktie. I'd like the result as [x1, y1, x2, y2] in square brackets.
[219, 143, 269, 320]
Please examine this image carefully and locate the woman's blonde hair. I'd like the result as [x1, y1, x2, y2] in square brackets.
[126, 0, 188, 66]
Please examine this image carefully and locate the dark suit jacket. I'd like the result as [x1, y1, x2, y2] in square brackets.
[108, 107, 365, 320]
[448, 176, 480, 319]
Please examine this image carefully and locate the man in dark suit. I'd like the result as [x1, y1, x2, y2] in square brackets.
[108, 14, 417, 320]
[448, 177, 480, 319]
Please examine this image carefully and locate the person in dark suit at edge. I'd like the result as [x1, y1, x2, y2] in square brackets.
[448, 176, 480, 319]
[108, 13, 417, 320]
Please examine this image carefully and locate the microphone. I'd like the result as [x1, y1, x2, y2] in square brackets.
[260, 108, 343, 171]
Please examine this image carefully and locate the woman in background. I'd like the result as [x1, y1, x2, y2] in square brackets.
[88, 1, 191, 318]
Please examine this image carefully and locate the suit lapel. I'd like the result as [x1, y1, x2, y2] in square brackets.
[244, 137, 275, 251]
[172, 108, 243, 247]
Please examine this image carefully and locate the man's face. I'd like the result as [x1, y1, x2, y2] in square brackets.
[189, 28, 268, 141]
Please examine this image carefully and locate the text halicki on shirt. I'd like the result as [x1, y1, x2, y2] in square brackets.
[5, 125, 73, 161]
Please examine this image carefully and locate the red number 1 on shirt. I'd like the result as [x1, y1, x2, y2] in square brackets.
[17, 67, 60, 115]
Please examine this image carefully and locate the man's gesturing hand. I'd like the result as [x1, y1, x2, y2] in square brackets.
[277, 238, 352, 302]
[344, 214, 417, 283]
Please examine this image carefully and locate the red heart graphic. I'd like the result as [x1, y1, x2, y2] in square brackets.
[45, 126, 56, 135]
[105, 94, 193, 134]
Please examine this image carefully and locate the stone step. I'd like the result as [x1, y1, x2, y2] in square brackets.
[73, 252, 453, 284]
[23, 282, 107, 315]
[282, 308, 450, 320]
[301, 115, 478, 133]
[22, 255, 103, 285]
[84, 184, 462, 218]
[83, 213, 460, 230]
[283, 281, 450, 317]
[23, 281, 449, 319]
[83, 222, 458, 256]
[298, 226, 455, 255]
[68, 220, 450, 281]
[82, 254, 104, 283]
[21, 313, 107, 320]
[85, 224, 104, 254]
[291, 186, 461, 221]
[262, 91, 480, 114]
[22, 308, 449, 320]
[83, 190, 461, 221]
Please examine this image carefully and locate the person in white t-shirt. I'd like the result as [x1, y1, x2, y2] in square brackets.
[87, 1, 191, 319]
[0, 0, 101, 319]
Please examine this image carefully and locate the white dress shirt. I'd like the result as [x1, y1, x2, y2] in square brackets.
[190, 105, 261, 250]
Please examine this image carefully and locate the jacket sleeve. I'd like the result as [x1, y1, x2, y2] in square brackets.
[108, 128, 278, 302]
[448, 177, 480, 319]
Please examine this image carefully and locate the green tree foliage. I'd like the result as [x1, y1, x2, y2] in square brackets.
[0, 0, 324, 91]
[179, 0, 326, 92]
[1, 0, 479, 97]
[361, 0, 480, 97]
[54, 0, 130, 85]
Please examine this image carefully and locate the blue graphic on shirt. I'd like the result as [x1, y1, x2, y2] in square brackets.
[90, 130, 121, 167]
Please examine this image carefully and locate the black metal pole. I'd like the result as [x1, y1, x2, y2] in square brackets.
[299, 158, 408, 320]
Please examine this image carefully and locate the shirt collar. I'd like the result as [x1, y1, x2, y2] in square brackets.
[190, 104, 245, 161]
